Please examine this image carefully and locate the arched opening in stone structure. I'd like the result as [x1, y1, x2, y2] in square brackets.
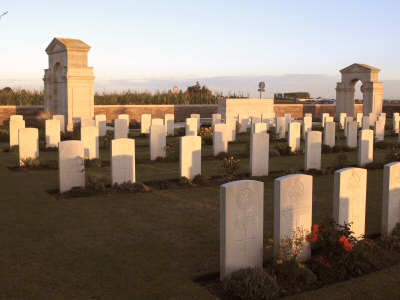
[52, 62, 62, 114]
[354, 80, 363, 103]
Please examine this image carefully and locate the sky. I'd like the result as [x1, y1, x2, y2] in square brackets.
[1, 1, 400, 99]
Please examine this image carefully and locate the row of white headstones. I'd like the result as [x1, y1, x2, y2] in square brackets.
[220, 163, 400, 280]
[6, 112, 400, 281]
[8, 111, 400, 192]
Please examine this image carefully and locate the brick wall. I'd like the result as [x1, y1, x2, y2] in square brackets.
[1, 103, 398, 126]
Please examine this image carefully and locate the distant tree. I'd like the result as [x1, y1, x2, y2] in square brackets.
[0, 11, 8, 20]
[186, 81, 212, 97]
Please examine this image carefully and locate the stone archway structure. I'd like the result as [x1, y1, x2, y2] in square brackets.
[43, 38, 95, 130]
[335, 63, 384, 119]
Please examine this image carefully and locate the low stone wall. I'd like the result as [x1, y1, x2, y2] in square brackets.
[1, 103, 398, 126]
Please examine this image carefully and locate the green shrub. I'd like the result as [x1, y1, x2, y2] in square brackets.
[176, 127, 185, 137]
[112, 181, 149, 192]
[84, 158, 102, 168]
[274, 143, 292, 156]
[219, 157, 240, 182]
[68, 186, 93, 198]
[325, 151, 349, 174]
[198, 127, 213, 145]
[341, 145, 357, 152]
[223, 267, 279, 300]
[42, 159, 58, 170]
[374, 140, 395, 149]
[321, 144, 332, 154]
[192, 174, 207, 186]
[385, 149, 400, 164]
[266, 149, 278, 157]
[0, 129, 10, 142]
[178, 176, 191, 186]
[312, 125, 324, 132]
[60, 131, 78, 141]
[214, 151, 232, 160]
[332, 145, 342, 153]
[20, 157, 42, 168]
[165, 138, 180, 162]
[365, 162, 384, 170]
[155, 156, 164, 162]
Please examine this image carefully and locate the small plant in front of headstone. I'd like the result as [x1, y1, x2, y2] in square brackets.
[267, 227, 317, 285]
[0, 129, 9, 142]
[198, 126, 213, 145]
[178, 176, 191, 186]
[383, 223, 400, 249]
[20, 157, 42, 168]
[273, 144, 293, 156]
[219, 157, 240, 182]
[112, 181, 149, 192]
[214, 151, 232, 160]
[176, 126, 185, 136]
[384, 149, 400, 164]
[269, 149, 280, 157]
[331, 145, 342, 153]
[223, 267, 280, 300]
[308, 217, 379, 284]
[68, 186, 93, 198]
[86, 171, 107, 192]
[321, 144, 332, 154]
[165, 137, 180, 162]
[325, 151, 349, 174]
[192, 174, 207, 186]
[84, 158, 102, 168]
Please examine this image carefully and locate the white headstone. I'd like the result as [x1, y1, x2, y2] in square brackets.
[369, 112, 377, 125]
[95, 114, 107, 136]
[18, 128, 39, 166]
[141, 114, 152, 134]
[275, 117, 286, 139]
[324, 121, 336, 147]
[381, 162, 400, 237]
[304, 113, 312, 118]
[180, 135, 201, 180]
[240, 118, 250, 133]
[150, 125, 166, 160]
[251, 117, 261, 128]
[81, 119, 95, 127]
[225, 117, 236, 142]
[185, 118, 198, 136]
[250, 133, 269, 177]
[253, 123, 268, 134]
[9, 119, 25, 147]
[346, 121, 358, 148]
[53, 114, 66, 133]
[333, 167, 367, 238]
[111, 138, 135, 184]
[59, 140, 85, 193]
[325, 116, 334, 123]
[114, 118, 129, 139]
[321, 113, 329, 127]
[344, 116, 353, 137]
[302, 116, 312, 139]
[220, 180, 264, 280]
[339, 113, 347, 129]
[45, 119, 60, 148]
[151, 118, 164, 126]
[164, 114, 175, 136]
[356, 113, 363, 128]
[10, 115, 23, 121]
[190, 114, 201, 131]
[284, 113, 291, 133]
[213, 123, 228, 156]
[274, 174, 312, 262]
[374, 120, 384, 142]
[288, 122, 301, 152]
[358, 129, 374, 167]
[81, 126, 99, 159]
[212, 113, 222, 126]
[394, 116, 400, 134]
[305, 131, 322, 171]
[118, 114, 130, 125]
[362, 116, 371, 130]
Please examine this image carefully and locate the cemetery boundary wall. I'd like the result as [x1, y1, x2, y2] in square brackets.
[1, 103, 399, 126]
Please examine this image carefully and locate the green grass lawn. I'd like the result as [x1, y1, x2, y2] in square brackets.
[1, 128, 400, 299]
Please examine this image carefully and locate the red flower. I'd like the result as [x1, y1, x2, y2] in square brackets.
[310, 233, 318, 243]
[338, 236, 353, 252]
[313, 224, 320, 233]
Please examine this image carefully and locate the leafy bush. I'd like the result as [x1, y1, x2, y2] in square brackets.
[341, 145, 357, 152]
[214, 151, 232, 160]
[321, 144, 332, 154]
[308, 218, 379, 284]
[383, 223, 400, 249]
[84, 158, 102, 168]
[178, 176, 191, 186]
[219, 157, 240, 182]
[385, 149, 400, 164]
[274, 143, 292, 156]
[192, 174, 207, 186]
[176, 127, 185, 137]
[198, 127, 213, 145]
[20, 157, 42, 168]
[269, 149, 280, 157]
[42, 159, 58, 170]
[325, 151, 349, 174]
[165, 137, 180, 162]
[365, 162, 384, 170]
[112, 181, 149, 192]
[374, 140, 396, 149]
[0, 129, 9, 142]
[223, 267, 279, 300]
[68, 186, 93, 198]
[332, 145, 342, 153]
